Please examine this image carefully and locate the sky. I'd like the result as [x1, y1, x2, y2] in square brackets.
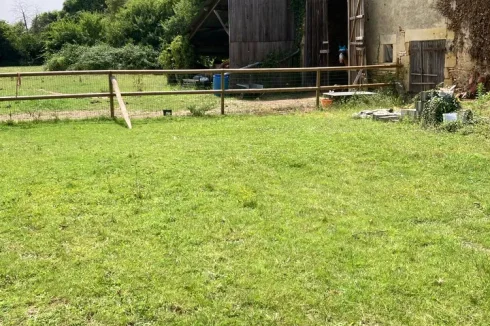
[0, 0, 64, 24]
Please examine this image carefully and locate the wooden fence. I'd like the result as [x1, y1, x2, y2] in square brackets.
[0, 64, 401, 123]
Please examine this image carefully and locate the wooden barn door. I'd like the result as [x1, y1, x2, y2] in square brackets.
[304, 0, 329, 85]
[409, 40, 446, 93]
[348, 0, 366, 84]
[304, 0, 329, 68]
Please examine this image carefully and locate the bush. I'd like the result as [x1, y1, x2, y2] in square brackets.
[421, 90, 461, 125]
[187, 102, 214, 117]
[45, 44, 159, 71]
[159, 35, 195, 70]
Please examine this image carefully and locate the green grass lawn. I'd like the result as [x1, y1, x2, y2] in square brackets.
[1, 111, 490, 325]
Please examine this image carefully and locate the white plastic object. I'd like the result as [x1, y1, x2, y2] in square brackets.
[443, 112, 458, 123]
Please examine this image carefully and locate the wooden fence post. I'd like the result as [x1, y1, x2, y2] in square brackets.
[109, 72, 115, 118]
[111, 76, 132, 129]
[220, 71, 225, 115]
[316, 69, 321, 108]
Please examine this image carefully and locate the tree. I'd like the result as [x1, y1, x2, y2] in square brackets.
[62, 0, 107, 14]
[162, 0, 201, 38]
[31, 11, 62, 34]
[105, 0, 127, 15]
[159, 35, 195, 69]
[11, 0, 37, 31]
[108, 0, 175, 48]
[0, 21, 21, 66]
[14, 30, 44, 64]
[44, 13, 107, 53]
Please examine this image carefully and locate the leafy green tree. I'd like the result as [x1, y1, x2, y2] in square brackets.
[45, 43, 159, 70]
[45, 13, 106, 53]
[15, 30, 44, 65]
[159, 35, 194, 69]
[0, 21, 21, 66]
[108, 0, 175, 48]
[0, 21, 43, 65]
[105, 0, 127, 15]
[162, 0, 201, 38]
[44, 18, 84, 53]
[31, 11, 63, 34]
[62, 0, 107, 14]
[78, 12, 106, 43]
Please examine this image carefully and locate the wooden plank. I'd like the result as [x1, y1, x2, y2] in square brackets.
[411, 73, 438, 77]
[316, 70, 321, 107]
[0, 93, 111, 101]
[0, 64, 401, 82]
[109, 72, 115, 118]
[409, 41, 422, 93]
[348, 0, 366, 83]
[409, 40, 445, 92]
[303, 0, 329, 69]
[111, 77, 132, 129]
[0, 81, 395, 103]
[324, 91, 375, 97]
[189, 0, 221, 39]
[349, 14, 365, 20]
[349, 0, 362, 49]
[214, 10, 229, 35]
[220, 71, 225, 115]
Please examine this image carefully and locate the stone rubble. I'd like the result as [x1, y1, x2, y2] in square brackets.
[352, 109, 401, 122]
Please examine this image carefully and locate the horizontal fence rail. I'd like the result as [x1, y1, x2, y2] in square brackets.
[0, 64, 401, 123]
[0, 64, 400, 78]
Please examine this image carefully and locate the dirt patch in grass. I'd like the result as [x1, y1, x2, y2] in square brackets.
[0, 96, 317, 122]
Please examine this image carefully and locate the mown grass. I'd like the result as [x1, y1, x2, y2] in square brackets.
[1, 110, 490, 325]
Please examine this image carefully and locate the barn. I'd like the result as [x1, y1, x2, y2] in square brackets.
[189, 0, 364, 86]
[189, 0, 296, 69]
[189, 0, 474, 90]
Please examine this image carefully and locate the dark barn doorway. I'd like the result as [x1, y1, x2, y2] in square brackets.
[304, 0, 348, 85]
[327, 0, 348, 85]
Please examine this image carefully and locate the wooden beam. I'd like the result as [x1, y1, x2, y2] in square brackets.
[109, 72, 115, 118]
[0, 93, 111, 101]
[347, 0, 361, 70]
[0, 64, 401, 80]
[316, 70, 321, 108]
[0, 83, 397, 103]
[111, 77, 132, 129]
[214, 10, 229, 36]
[189, 0, 222, 39]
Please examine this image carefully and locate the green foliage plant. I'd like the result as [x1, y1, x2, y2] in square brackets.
[421, 90, 461, 126]
[45, 44, 159, 71]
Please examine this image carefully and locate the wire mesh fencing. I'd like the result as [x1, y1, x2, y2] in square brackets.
[0, 64, 400, 123]
[0, 73, 110, 122]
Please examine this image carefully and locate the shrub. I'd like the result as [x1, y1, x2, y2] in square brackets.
[45, 44, 159, 71]
[159, 35, 195, 70]
[187, 102, 214, 117]
[421, 90, 461, 125]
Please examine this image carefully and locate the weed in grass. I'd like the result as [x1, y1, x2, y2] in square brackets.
[187, 102, 214, 117]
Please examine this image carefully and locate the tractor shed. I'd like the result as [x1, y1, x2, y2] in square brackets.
[190, 0, 296, 69]
[189, 0, 229, 58]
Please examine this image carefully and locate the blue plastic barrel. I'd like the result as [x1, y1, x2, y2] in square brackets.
[213, 74, 229, 96]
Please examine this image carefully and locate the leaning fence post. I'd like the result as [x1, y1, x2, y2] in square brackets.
[109, 71, 115, 118]
[110, 76, 132, 129]
[220, 71, 225, 115]
[316, 69, 321, 108]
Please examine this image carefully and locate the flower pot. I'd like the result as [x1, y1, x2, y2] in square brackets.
[321, 98, 333, 108]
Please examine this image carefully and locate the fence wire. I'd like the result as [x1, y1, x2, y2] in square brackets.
[0, 67, 398, 122]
